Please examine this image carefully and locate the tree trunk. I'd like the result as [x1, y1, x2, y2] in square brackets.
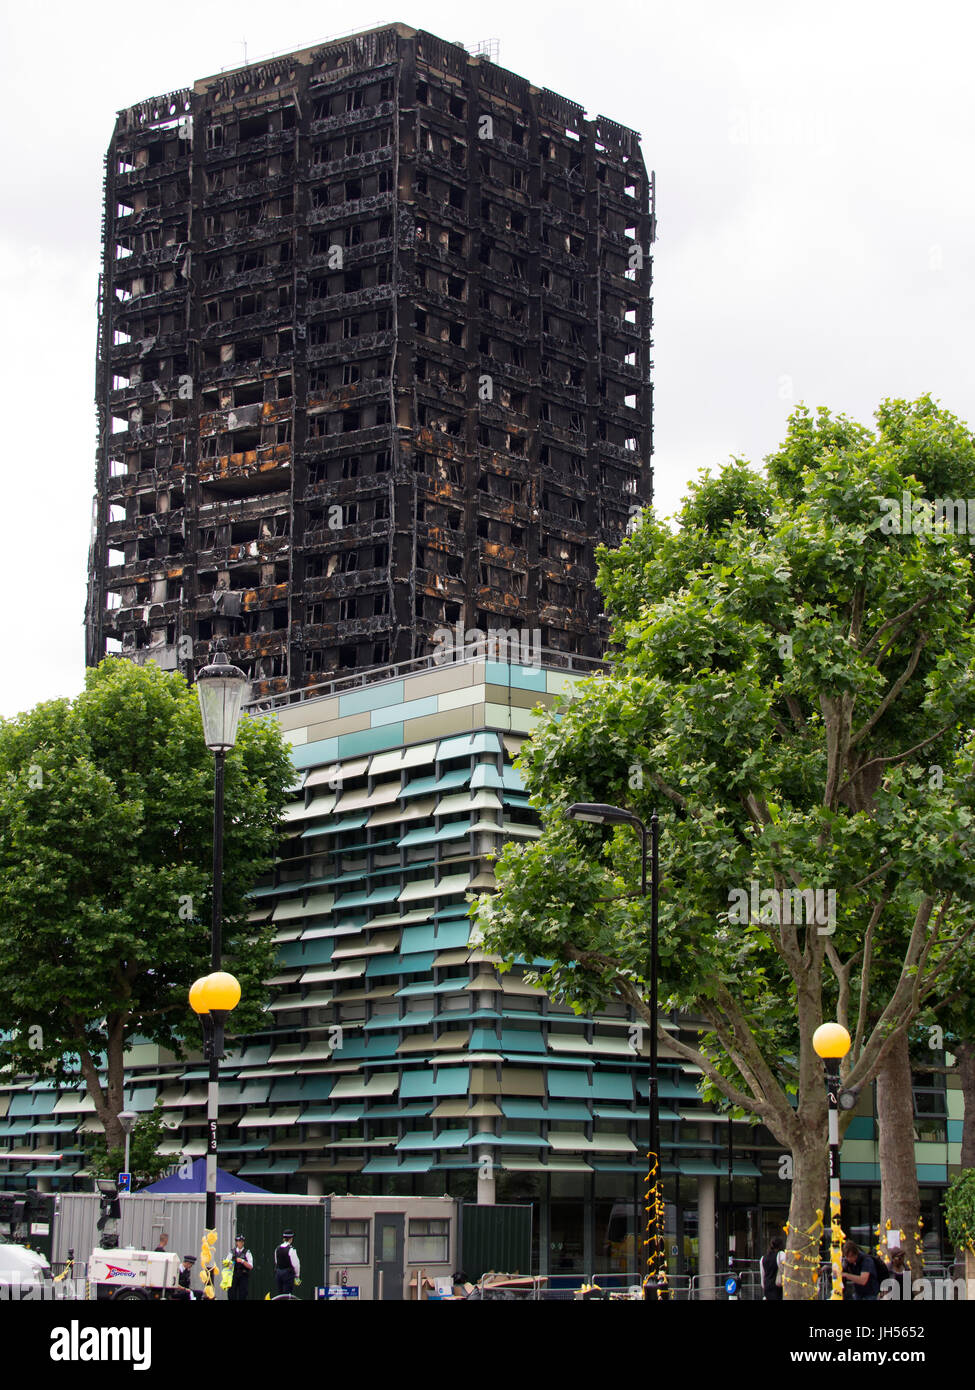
[77, 1046, 123, 1150]
[957, 1040, 975, 1169]
[75, 1016, 128, 1152]
[784, 1136, 827, 1299]
[105, 1017, 127, 1136]
[877, 1027, 923, 1274]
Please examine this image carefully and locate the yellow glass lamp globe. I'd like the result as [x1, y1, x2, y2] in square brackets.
[812, 1022, 851, 1059]
[200, 971, 242, 1013]
[189, 971, 242, 1014]
[188, 977, 210, 1016]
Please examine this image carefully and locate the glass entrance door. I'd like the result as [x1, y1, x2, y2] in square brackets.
[719, 1204, 790, 1298]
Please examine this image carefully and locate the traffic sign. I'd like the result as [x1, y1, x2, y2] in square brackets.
[117, 1172, 131, 1193]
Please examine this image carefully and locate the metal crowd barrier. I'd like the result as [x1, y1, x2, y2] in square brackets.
[690, 1269, 762, 1301]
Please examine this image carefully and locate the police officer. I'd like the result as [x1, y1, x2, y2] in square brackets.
[170, 1254, 196, 1300]
[274, 1229, 300, 1297]
[227, 1234, 254, 1301]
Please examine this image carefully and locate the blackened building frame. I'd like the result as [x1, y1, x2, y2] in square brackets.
[86, 23, 654, 700]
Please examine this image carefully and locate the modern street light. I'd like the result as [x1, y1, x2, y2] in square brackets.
[117, 1110, 137, 1187]
[565, 801, 664, 1299]
[812, 1021, 852, 1301]
[193, 640, 248, 1244]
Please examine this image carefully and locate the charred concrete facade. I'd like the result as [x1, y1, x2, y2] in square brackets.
[86, 24, 654, 700]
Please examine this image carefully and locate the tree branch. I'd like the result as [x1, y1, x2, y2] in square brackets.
[851, 862, 894, 893]
[849, 631, 928, 748]
[915, 917, 975, 998]
[825, 940, 852, 1034]
[698, 1001, 768, 1103]
[852, 889, 888, 1064]
[771, 870, 803, 979]
[616, 977, 792, 1137]
[837, 724, 953, 798]
[912, 895, 952, 1013]
[649, 772, 689, 814]
[860, 592, 934, 660]
[711, 978, 798, 1126]
[847, 895, 935, 1088]
[821, 692, 855, 813]
[848, 584, 866, 645]
[784, 696, 806, 730]
[561, 943, 795, 1140]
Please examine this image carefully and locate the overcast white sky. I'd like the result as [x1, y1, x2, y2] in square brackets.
[2, 0, 972, 716]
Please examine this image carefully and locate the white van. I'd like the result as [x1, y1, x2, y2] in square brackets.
[0, 1233, 55, 1297]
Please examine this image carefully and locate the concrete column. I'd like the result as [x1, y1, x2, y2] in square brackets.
[306, 1124, 325, 1197]
[583, 1175, 593, 1280]
[698, 1174, 716, 1300]
[696, 1117, 716, 1299]
[476, 1148, 495, 1205]
[539, 1188, 550, 1276]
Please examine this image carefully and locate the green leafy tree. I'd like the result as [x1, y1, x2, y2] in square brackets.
[920, 951, 975, 1170]
[0, 658, 293, 1150]
[84, 1102, 172, 1189]
[474, 397, 975, 1298]
[954, 1036, 975, 1171]
[943, 1169, 975, 1285]
[912, 961, 975, 1281]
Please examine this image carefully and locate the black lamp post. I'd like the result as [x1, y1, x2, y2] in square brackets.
[118, 1110, 137, 1188]
[812, 1022, 853, 1302]
[566, 802, 664, 1298]
[193, 641, 248, 1243]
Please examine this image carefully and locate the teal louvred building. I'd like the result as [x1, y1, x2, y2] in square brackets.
[0, 651, 963, 1284]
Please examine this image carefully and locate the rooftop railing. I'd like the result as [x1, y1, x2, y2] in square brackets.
[244, 643, 607, 713]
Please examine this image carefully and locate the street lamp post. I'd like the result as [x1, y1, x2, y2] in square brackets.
[812, 1022, 852, 1302]
[118, 1110, 137, 1186]
[566, 802, 664, 1299]
[194, 641, 248, 1239]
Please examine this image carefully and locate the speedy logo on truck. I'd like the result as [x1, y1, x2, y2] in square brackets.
[103, 1265, 138, 1280]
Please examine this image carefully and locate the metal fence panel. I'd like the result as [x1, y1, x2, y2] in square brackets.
[460, 1203, 532, 1281]
[51, 1195, 101, 1270]
[121, 1194, 235, 1292]
[231, 1199, 325, 1300]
